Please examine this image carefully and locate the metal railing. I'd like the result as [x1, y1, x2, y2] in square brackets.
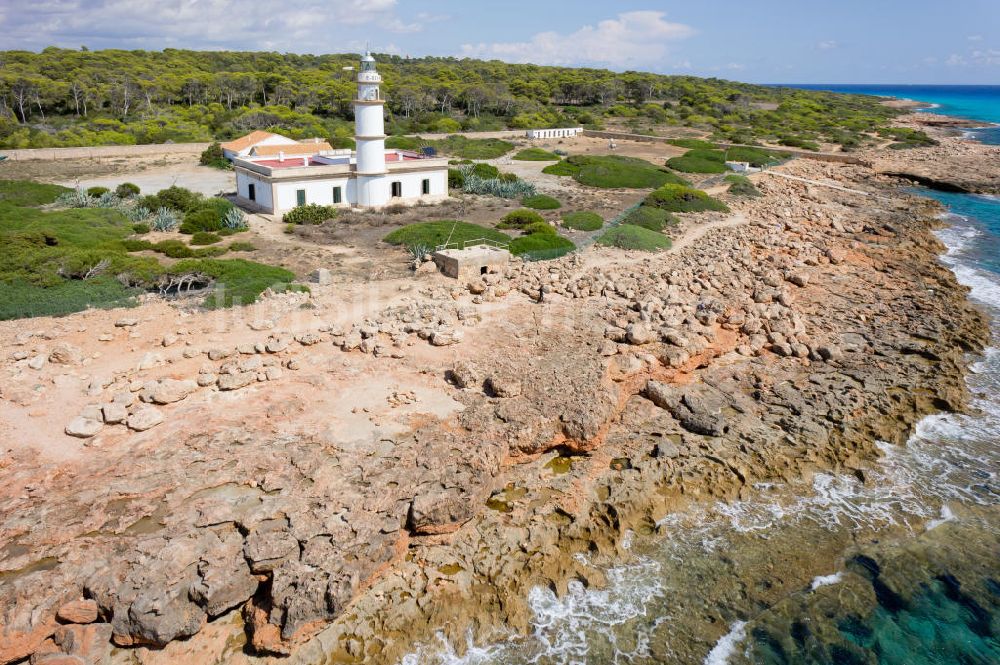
[434, 237, 510, 252]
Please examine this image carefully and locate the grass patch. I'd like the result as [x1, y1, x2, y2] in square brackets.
[228, 241, 256, 252]
[384, 220, 509, 249]
[561, 211, 604, 231]
[596, 225, 672, 251]
[0, 180, 72, 207]
[191, 231, 222, 245]
[521, 194, 561, 210]
[644, 184, 730, 213]
[0, 179, 306, 318]
[879, 126, 938, 150]
[543, 155, 690, 189]
[513, 148, 561, 161]
[620, 206, 677, 232]
[723, 146, 786, 166]
[725, 174, 761, 197]
[167, 259, 306, 309]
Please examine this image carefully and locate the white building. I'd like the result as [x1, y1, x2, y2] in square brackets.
[526, 127, 583, 139]
[232, 52, 448, 215]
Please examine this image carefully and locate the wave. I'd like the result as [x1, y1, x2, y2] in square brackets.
[703, 621, 747, 665]
[810, 572, 844, 591]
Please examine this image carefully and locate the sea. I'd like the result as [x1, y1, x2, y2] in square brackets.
[400, 87, 1000, 665]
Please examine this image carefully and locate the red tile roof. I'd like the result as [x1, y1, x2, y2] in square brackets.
[220, 130, 279, 153]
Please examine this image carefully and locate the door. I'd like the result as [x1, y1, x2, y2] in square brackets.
[296, 189, 306, 206]
[248, 183, 256, 201]
[391, 182, 402, 198]
[333, 186, 342, 204]
[421, 179, 430, 195]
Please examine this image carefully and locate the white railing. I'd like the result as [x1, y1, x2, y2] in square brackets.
[435, 238, 510, 251]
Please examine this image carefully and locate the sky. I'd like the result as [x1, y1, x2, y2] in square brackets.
[1, 0, 998, 84]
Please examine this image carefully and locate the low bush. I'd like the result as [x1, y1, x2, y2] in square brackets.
[521, 194, 561, 210]
[200, 142, 230, 169]
[596, 225, 672, 251]
[725, 174, 761, 197]
[191, 231, 222, 245]
[222, 207, 248, 230]
[448, 168, 466, 189]
[521, 221, 556, 235]
[666, 138, 717, 149]
[778, 136, 821, 151]
[471, 163, 500, 179]
[132, 223, 150, 234]
[87, 186, 110, 198]
[513, 148, 561, 161]
[141, 186, 203, 213]
[724, 146, 784, 166]
[283, 204, 338, 225]
[498, 208, 545, 230]
[621, 206, 677, 232]
[561, 211, 603, 231]
[666, 149, 727, 174]
[180, 208, 223, 234]
[879, 126, 938, 150]
[166, 258, 306, 309]
[644, 184, 730, 213]
[228, 241, 256, 252]
[151, 207, 180, 232]
[115, 182, 141, 198]
[509, 232, 575, 259]
[384, 220, 509, 249]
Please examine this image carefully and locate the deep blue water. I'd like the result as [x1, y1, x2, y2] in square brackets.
[785, 84, 1000, 145]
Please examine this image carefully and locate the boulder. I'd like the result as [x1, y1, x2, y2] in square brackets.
[140, 379, 197, 405]
[101, 403, 128, 425]
[114, 318, 138, 328]
[56, 600, 99, 625]
[48, 344, 83, 366]
[65, 417, 102, 439]
[217, 372, 256, 391]
[487, 374, 522, 398]
[127, 407, 163, 432]
[625, 323, 656, 345]
[447, 361, 481, 389]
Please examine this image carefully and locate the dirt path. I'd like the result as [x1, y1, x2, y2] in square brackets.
[762, 170, 880, 198]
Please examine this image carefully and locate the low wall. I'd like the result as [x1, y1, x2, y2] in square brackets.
[0, 142, 211, 161]
[581, 130, 872, 167]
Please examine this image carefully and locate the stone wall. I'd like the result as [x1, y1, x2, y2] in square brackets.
[1, 142, 211, 161]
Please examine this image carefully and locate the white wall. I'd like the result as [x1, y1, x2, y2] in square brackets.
[236, 171, 273, 210]
[274, 177, 352, 213]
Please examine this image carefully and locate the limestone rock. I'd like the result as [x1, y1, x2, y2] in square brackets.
[65, 417, 102, 439]
[625, 323, 656, 345]
[127, 407, 163, 432]
[140, 379, 197, 405]
[48, 344, 83, 366]
[55, 600, 98, 625]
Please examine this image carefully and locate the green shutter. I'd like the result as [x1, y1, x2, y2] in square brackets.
[333, 186, 342, 204]
[296, 189, 306, 206]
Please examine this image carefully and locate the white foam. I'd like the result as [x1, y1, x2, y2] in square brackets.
[926, 505, 956, 531]
[703, 621, 747, 665]
[949, 264, 1000, 309]
[810, 572, 844, 590]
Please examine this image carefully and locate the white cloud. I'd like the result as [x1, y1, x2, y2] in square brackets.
[968, 34, 983, 42]
[817, 40, 838, 50]
[460, 11, 695, 69]
[0, 0, 424, 52]
[946, 53, 967, 66]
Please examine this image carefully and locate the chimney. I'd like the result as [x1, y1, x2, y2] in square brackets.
[303, 156, 309, 166]
[278, 151, 285, 162]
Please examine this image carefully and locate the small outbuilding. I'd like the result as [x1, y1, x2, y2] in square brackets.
[432, 244, 511, 280]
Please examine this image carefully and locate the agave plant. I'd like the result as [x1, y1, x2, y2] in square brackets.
[96, 191, 121, 208]
[462, 175, 536, 199]
[407, 244, 431, 261]
[152, 207, 179, 231]
[222, 207, 248, 230]
[55, 188, 94, 208]
[123, 205, 151, 223]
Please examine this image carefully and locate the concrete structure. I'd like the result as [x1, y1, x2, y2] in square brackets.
[526, 127, 583, 140]
[221, 131, 298, 160]
[432, 244, 511, 280]
[232, 52, 448, 214]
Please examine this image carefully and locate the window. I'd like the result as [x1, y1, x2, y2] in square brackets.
[391, 181, 402, 198]
[333, 186, 342, 204]
[421, 179, 430, 195]
[248, 183, 256, 201]
[296, 189, 306, 207]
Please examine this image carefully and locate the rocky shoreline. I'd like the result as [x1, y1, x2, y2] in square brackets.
[0, 125, 994, 665]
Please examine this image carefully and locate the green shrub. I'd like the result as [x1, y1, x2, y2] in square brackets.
[513, 148, 560, 161]
[433, 135, 513, 160]
[561, 211, 603, 231]
[115, 182, 141, 198]
[222, 207, 248, 230]
[724, 146, 784, 166]
[521, 194, 561, 210]
[596, 225, 672, 251]
[543, 155, 690, 189]
[152, 207, 179, 232]
[508, 232, 575, 259]
[191, 231, 222, 245]
[666, 138, 717, 149]
[384, 220, 509, 249]
[132, 223, 151, 234]
[166, 259, 305, 309]
[621, 206, 677, 232]
[498, 208, 545, 230]
[879, 126, 938, 150]
[778, 136, 821, 151]
[1, 276, 140, 321]
[87, 186, 110, 198]
[521, 221, 557, 236]
[180, 208, 223, 234]
[152, 239, 196, 258]
[644, 184, 729, 213]
[199, 142, 229, 169]
[448, 168, 466, 189]
[666, 148, 728, 174]
[228, 241, 256, 252]
[144, 186, 203, 213]
[725, 174, 761, 197]
[283, 204, 338, 225]
[471, 163, 500, 179]
[123, 238, 154, 251]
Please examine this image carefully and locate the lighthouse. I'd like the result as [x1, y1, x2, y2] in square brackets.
[354, 51, 389, 207]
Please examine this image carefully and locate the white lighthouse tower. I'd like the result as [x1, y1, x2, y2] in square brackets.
[354, 51, 389, 207]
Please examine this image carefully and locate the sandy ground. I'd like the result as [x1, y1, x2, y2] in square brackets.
[53, 163, 235, 197]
